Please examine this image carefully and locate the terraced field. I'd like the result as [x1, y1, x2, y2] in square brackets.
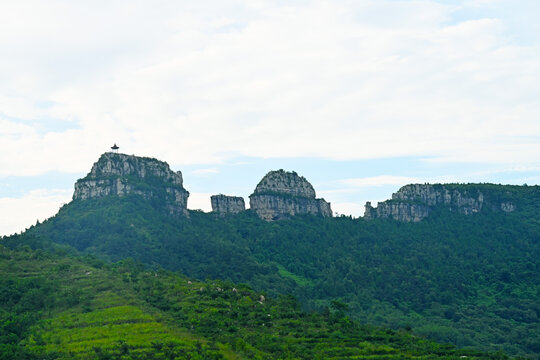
[0, 244, 511, 359]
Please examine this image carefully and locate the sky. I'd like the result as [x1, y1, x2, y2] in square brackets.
[1, 0, 539, 236]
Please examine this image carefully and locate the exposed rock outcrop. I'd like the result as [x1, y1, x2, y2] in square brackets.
[500, 202, 516, 212]
[364, 184, 515, 222]
[73, 152, 189, 215]
[364, 201, 430, 223]
[211, 195, 245, 216]
[249, 170, 332, 220]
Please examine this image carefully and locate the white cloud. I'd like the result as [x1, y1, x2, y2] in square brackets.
[330, 202, 366, 218]
[341, 176, 423, 187]
[0, 0, 538, 176]
[187, 192, 213, 212]
[0, 189, 72, 236]
[190, 168, 220, 176]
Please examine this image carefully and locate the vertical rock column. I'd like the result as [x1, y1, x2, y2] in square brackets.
[211, 195, 245, 215]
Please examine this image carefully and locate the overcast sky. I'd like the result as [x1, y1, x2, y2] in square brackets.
[1, 0, 539, 235]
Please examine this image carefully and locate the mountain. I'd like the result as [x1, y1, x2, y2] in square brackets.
[73, 152, 189, 216]
[0, 243, 508, 359]
[249, 169, 332, 220]
[4, 152, 539, 358]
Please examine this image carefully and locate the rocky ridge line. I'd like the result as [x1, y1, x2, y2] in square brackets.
[73, 152, 189, 215]
[364, 184, 515, 222]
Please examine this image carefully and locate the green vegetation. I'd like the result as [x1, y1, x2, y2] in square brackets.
[5, 184, 539, 358]
[0, 244, 512, 359]
[276, 264, 314, 287]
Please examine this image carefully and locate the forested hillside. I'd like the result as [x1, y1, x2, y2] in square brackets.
[6, 184, 540, 358]
[0, 243, 510, 359]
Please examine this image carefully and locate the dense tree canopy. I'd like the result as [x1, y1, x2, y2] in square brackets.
[0, 245, 513, 359]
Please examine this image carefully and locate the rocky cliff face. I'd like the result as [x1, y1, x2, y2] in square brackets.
[364, 184, 515, 222]
[249, 170, 332, 220]
[211, 195, 245, 216]
[73, 152, 189, 215]
[364, 201, 430, 223]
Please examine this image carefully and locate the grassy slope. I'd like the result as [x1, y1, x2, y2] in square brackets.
[0, 246, 213, 359]
[0, 244, 512, 360]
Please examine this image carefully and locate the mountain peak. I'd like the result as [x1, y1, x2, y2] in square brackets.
[73, 152, 189, 215]
[253, 169, 316, 198]
[250, 169, 332, 220]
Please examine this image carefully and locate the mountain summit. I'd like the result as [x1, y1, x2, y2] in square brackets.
[73, 152, 190, 215]
[249, 169, 332, 220]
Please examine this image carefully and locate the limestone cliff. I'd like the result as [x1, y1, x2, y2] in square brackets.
[249, 170, 332, 220]
[364, 184, 515, 222]
[73, 152, 189, 215]
[211, 195, 245, 215]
